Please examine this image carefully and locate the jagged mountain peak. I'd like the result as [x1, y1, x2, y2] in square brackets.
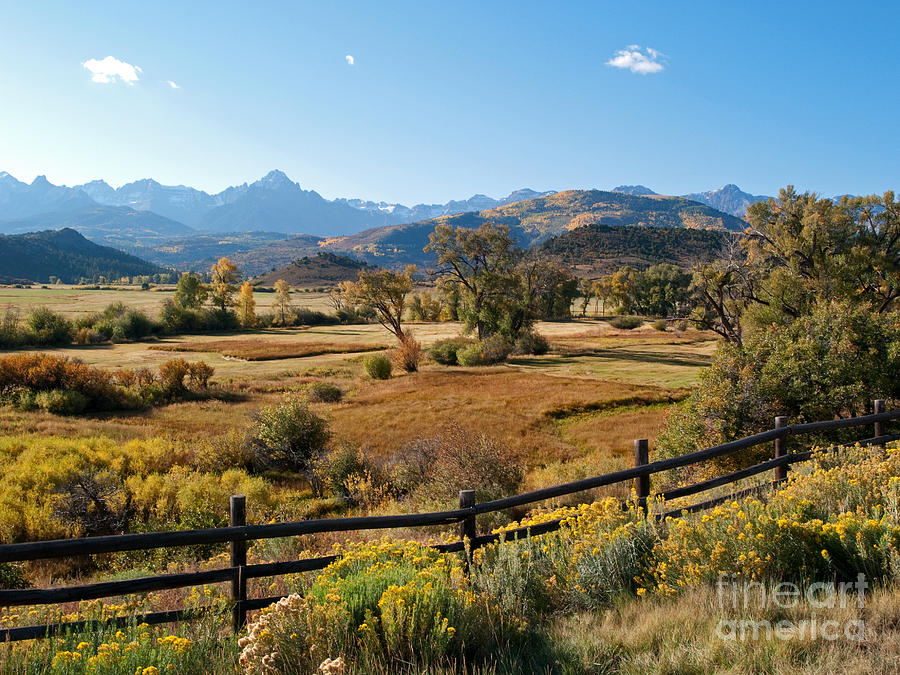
[255, 169, 295, 188]
[612, 185, 658, 196]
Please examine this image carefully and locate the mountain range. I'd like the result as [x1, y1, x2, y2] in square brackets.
[611, 184, 773, 218]
[0, 169, 769, 239]
[229, 189, 746, 272]
[0, 169, 771, 275]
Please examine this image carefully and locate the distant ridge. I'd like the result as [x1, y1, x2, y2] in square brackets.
[0, 228, 165, 284]
[316, 189, 746, 267]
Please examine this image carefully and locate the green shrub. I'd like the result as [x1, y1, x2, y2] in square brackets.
[429, 337, 475, 365]
[35, 389, 89, 415]
[456, 343, 485, 367]
[0, 310, 23, 348]
[248, 394, 331, 472]
[0, 562, 28, 590]
[307, 381, 343, 403]
[74, 326, 104, 344]
[651, 319, 668, 332]
[363, 353, 392, 379]
[457, 335, 512, 366]
[312, 445, 372, 499]
[513, 331, 549, 356]
[609, 316, 643, 330]
[26, 307, 73, 345]
[160, 300, 240, 333]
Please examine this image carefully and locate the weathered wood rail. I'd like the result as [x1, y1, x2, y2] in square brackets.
[2, 401, 899, 642]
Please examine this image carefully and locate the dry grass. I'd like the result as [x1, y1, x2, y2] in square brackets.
[149, 338, 389, 361]
[0, 285, 336, 319]
[0, 320, 718, 495]
[326, 368, 681, 465]
[551, 583, 900, 674]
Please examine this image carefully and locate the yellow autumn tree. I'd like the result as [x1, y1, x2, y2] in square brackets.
[209, 257, 241, 311]
[237, 282, 257, 327]
[274, 279, 292, 326]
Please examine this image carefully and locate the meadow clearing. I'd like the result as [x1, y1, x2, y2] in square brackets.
[0, 285, 716, 494]
[0, 284, 335, 320]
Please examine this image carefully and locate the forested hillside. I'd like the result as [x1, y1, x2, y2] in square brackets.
[0, 228, 165, 283]
[321, 189, 745, 267]
[254, 252, 373, 286]
[536, 222, 730, 275]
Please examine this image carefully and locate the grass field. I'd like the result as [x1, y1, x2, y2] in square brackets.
[0, 284, 335, 319]
[0, 313, 716, 492]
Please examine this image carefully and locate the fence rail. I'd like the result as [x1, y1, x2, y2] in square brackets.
[2, 401, 898, 642]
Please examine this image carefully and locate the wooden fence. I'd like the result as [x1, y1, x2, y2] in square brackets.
[2, 400, 899, 642]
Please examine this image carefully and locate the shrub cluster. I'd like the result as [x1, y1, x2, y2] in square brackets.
[389, 426, 524, 510]
[256, 307, 340, 328]
[0, 307, 74, 348]
[1, 304, 164, 349]
[160, 299, 240, 333]
[239, 540, 521, 673]
[456, 335, 512, 366]
[0, 435, 269, 545]
[609, 315, 643, 330]
[512, 331, 550, 356]
[428, 337, 476, 365]
[74, 302, 159, 344]
[0, 353, 216, 414]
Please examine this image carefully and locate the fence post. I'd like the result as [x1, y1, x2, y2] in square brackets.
[633, 439, 649, 514]
[774, 417, 788, 483]
[230, 494, 247, 634]
[459, 490, 477, 560]
[874, 399, 885, 447]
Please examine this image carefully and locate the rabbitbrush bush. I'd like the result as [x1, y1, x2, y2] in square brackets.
[239, 539, 521, 673]
[306, 381, 343, 403]
[247, 394, 331, 472]
[363, 353, 392, 379]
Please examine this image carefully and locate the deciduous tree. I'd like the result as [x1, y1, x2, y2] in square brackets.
[237, 282, 257, 327]
[208, 258, 240, 311]
[173, 272, 208, 309]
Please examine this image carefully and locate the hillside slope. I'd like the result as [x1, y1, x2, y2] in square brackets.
[535, 223, 730, 276]
[253, 252, 373, 287]
[0, 228, 165, 284]
[319, 189, 745, 267]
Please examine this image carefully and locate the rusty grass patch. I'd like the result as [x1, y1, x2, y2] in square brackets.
[149, 338, 389, 361]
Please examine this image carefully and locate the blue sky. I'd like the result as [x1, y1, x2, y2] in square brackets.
[0, 1, 897, 204]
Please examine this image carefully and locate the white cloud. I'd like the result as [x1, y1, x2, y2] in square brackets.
[606, 45, 665, 74]
[166, 80, 180, 89]
[82, 56, 142, 84]
[345, 54, 355, 66]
